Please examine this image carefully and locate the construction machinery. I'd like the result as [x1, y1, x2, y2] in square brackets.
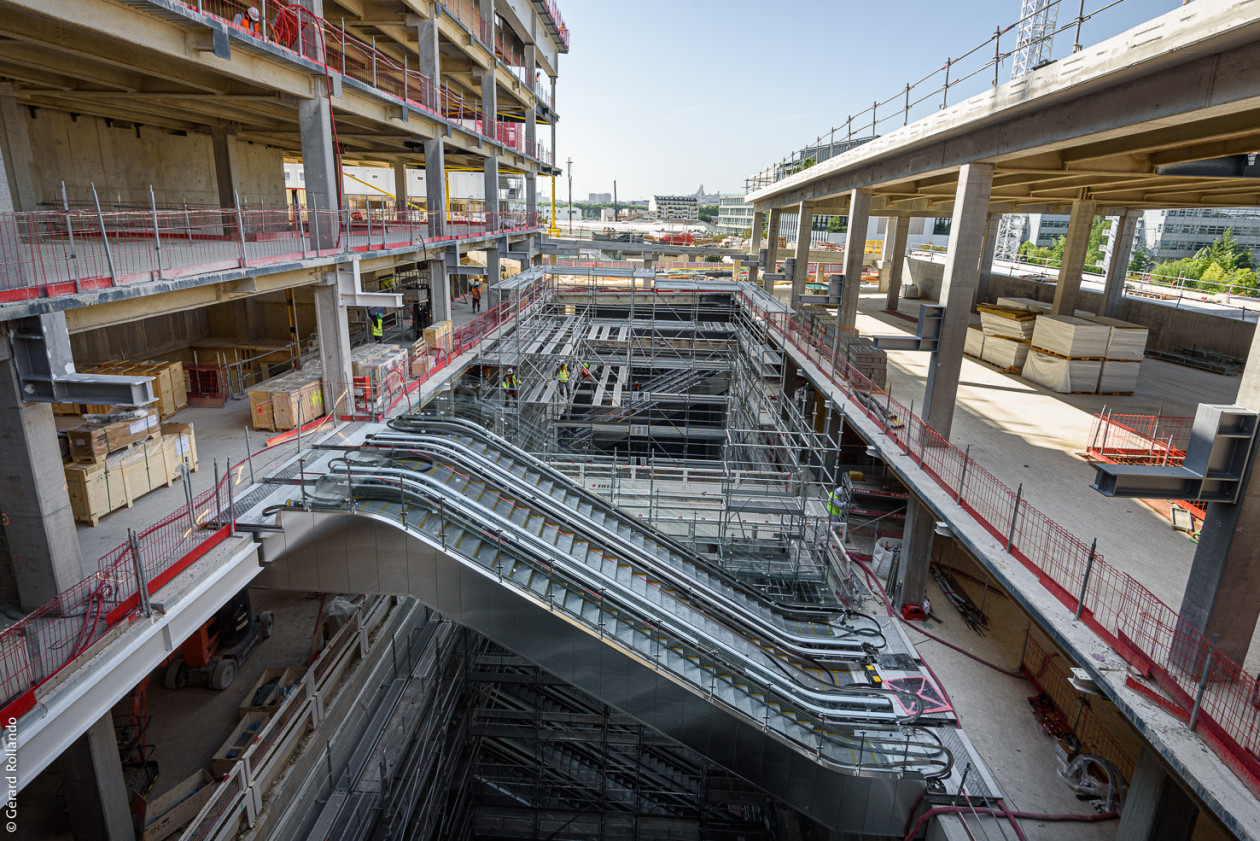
[164, 590, 275, 691]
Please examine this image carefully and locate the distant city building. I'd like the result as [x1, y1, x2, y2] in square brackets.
[600, 207, 617, 221]
[717, 193, 754, 235]
[588, 192, 612, 203]
[1139, 208, 1260, 263]
[650, 194, 699, 221]
[692, 184, 721, 206]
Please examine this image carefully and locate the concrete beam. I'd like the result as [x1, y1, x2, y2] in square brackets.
[1051, 200, 1097, 315]
[923, 162, 994, 439]
[839, 190, 870, 328]
[1104, 209, 1141, 317]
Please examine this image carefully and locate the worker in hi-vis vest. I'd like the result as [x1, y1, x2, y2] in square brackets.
[556, 363, 571, 400]
[370, 309, 384, 342]
[501, 367, 520, 403]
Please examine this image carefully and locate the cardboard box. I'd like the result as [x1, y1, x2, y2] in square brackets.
[67, 409, 159, 462]
[140, 770, 216, 841]
[238, 666, 306, 717]
[210, 712, 271, 777]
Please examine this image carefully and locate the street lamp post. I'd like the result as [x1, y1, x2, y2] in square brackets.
[567, 157, 573, 236]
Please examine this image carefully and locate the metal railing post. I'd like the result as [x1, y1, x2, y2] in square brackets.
[1074, 538, 1097, 619]
[227, 470, 237, 536]
[1073, 0, 1087, 53]
[957, 444, 970, 502]
[243, 425, 256, 484]
[300, 456, 308, 507]
[183, 201, 193, 243]
[1188, 633, 1220, 730]
[993, 26, 1001, 87]
[213, 459, 222, 527]
[90, 183, 118, 286]
[182, 460, 195, 528]
[940, 58, 952, 109]
[149, 185, 165, 280]
[233, 191, 249, 267]
[1006, 483, 1023, 551]
[128, 530, 153, 617]
[60, 181, 80, 292]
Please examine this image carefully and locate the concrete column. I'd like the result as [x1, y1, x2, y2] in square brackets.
[210, 126, 241, 209]
[526, 174, 537, 223]
[430, 256, 453, 323]
[524, 45, 537, 155]
[299, 92, 339, 249]
[485, 241, 501, 286]
[1051, 199, 1097, 315]
[922, 162, 994, 439]
[748, 209, 765, 286]
[483, 157, 500, 223]
[790, 201, 812, 309]
[392, 162, 409, 214]
[882, 216, 910, 311]
[1114, 749, 1197, 841]
[897, 498, 936, 609]
[54, 713, 133, 841]
[1176, 328, 1260, 665]
[425, 138, 446, 238]
[0, 350, 84, 609]
[0, 82, 36, 211]
[765, 208, 782, 275]
[1103, 209, 1140, 318]
[480, 63, 498, 150]
[643, 256, 654, 273]
[417, 16, 440, 82]
[974, 212, 1000, 311]
[839, 190, 871, 328]
[313, 280, 352, 414]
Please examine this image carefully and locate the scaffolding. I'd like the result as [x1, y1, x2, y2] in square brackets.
[463, 270, 842, 601]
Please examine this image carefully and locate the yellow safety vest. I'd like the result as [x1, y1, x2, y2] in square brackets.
[558, 368, 569, 383]
[827, 490, 845, 516]
[371, 317, 383, 338]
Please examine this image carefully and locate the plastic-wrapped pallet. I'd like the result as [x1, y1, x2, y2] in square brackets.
[1098, 361, 1140, 393]
[965, 326, 986, 358]
[996, 296, 1052, 314]
[351, 344, 410, 412]
[1022, 350, 1102, 393]
[981, 336, 1030, 371]
[1031, 315, 1110, 359]
[978, 306, 1037, 341]
[1079, 316, 1149, 361]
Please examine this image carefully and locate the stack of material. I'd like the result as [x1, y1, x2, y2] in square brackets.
[64, 422, 198, 525]
[423, 320, 453, 352]
[352, 344, 410, 411]
[247, 370, 324, 431]
[981, 336, 1031, 371]
[1030, 315, 1110, 359]
[67, 409, 160, 462]
[409, 338, 431, 379]
[996, 296, 1052, 314]
[1022, 351, 1102, 394]
[836, 331, 887, 388]
[1079, 316, 1149, 361]
[964, 325, 986, 358]
[1079, 315, 1148, 394]
[978, 305, 1038, 341]
[65, 359, 187, 417]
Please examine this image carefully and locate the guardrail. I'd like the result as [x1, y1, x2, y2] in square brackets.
[177, 1, 552, 165]
[0, 206, 539, 303]
[0, 269, 548, 723]
[735, 287, 1260, 796]
[748, 0, 1182, 191]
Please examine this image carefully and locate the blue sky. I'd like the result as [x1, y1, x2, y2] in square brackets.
[554, 0, 1169, 201]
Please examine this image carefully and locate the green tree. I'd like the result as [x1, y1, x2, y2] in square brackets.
[827, 216, 848, 234]
[698, 205, 719, 223]
[1129, 242, 1153, 273]
[1086, 218, 1111, 269]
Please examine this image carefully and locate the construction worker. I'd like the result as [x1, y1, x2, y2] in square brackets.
[826, 487, 848, 528]
[370, 309, 384, 343]
[556, 363, 570, 400]
[379, 274, 395, 292]
[501, 367, 520, 404]
[578, 362, 595, 384]
[233, 6, 261, 35]
[470, 282, 482, 313]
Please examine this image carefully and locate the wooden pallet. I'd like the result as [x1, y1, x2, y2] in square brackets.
[1031, 346, 1105, 362]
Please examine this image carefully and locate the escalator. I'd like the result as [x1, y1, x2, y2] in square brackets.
[255, 419, 953, 835]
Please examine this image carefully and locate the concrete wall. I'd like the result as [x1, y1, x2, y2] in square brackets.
[70, 309, 211, 365]
[904, 257, 1256, 357]
[23, 109, 285, 208]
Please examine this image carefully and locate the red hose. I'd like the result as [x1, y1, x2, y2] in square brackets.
[903, 805, 1118, 840]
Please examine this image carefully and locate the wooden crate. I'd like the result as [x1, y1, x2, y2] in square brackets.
[247, 370, 324, 432]
[239, 666, 306, 717]
[162, 422, 199, 474]
[423, 320, 452, 348]
[210, 711, 271, 777]
[140, 770, 216, 841]
[64, 433, 186, 526]
[67, 409, 160, 463]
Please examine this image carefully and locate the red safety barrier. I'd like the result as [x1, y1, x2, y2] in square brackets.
[0, 206, 539, 302]
[733, 288, 1260, 794]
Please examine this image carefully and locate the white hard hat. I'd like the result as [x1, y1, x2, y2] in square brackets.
[248, 6, 260, 20]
